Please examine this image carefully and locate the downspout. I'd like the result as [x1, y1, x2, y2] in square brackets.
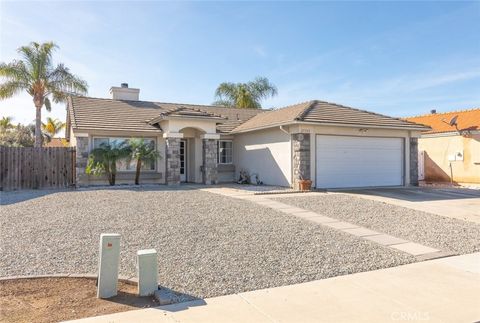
[279, 125, 289, 135]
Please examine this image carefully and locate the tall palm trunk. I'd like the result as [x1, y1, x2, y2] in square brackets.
[135, 159, 142, 185]
[34, 102, 42, 148]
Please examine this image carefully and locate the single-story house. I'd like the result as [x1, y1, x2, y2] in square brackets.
[66, 84, 430, 189]
[406, 109, 480, 184]
[44, 138, 67, 148]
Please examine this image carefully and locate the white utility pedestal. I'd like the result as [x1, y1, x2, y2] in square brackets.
[137, 249, 158, 296]
[97, 233, 121, 298]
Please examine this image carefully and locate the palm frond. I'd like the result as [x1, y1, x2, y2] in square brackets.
[248, 77, 277, 101]
[212, 77, 277, 109]
[0, 81, 29, 99]
[0, 116, 14, 130]
[18, 42, 57, 80]
[41, 117, 65, 137]
[44, 97, 52, 112]
[214, 82, 237, 104]
[47, 63, 88, 102]
[129, 138, 160, 162]
[0, 61, 30, 82]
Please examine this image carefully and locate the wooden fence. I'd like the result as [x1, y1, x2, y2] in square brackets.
[0, 146, 76, 191]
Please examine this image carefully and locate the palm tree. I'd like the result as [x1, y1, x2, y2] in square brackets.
[42, 117, 65, 138]
[86, 142, 131, 186]
[213, 77, 277, 109]
[0, 42, 88, 147]
[129, 138, 160, 185]
[0, 116, 14, 132]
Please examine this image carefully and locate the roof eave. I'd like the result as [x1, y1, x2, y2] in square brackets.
[421, 130, 480, 138]
[231, 120, 431, 134]
[163, 115, 225, 121]
[72, 126, 163, 133]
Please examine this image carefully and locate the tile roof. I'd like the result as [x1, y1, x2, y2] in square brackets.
[146, 107, 225, 125]
[405, 108, 480, 134]
[232, 100, 430, 133]
[68, 96, 430, 135]
[44, 138, 67, 147]
[231, 101, 314, 133]
[68, 96, 263, 134]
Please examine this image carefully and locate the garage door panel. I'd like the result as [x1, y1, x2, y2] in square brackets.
[316, 135, 403, 188]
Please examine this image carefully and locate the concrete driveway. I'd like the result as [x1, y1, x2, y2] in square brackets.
[342, 187, 480, 224]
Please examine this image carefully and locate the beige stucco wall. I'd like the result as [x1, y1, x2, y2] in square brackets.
[289, 124, 419, 188]
[72, 129, 166, 186]
[419, 134, 480, 183]
[233, 127, 292, 187]
[160, 118, 218, 134]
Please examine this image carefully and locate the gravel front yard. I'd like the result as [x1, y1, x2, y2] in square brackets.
[0, 188, 414, 300]
[275, 194, 480, 254]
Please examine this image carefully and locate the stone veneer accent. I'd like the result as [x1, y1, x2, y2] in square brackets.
[409, 137, 419, 186]
[202, 139, 218, 185]
[292, 133, 311, 190]
[166, 138, 181, 185]
[75, 136, 89, 187]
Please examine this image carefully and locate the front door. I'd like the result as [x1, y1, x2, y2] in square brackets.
[179, 140, 187, 182]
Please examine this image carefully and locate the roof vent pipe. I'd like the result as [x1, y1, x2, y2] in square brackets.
[430, 109, 436, 114]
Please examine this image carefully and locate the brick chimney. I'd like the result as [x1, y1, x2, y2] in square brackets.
[110, 83, 140, 100]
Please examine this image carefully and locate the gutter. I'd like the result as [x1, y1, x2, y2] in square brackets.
[421, 130, 480, 138]
[73, 127, 163, 133]
[231, 120, 430, 134]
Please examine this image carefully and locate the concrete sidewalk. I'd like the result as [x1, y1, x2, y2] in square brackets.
[66, 253, 480, 323]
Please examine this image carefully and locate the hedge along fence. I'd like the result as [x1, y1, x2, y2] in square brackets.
[0, 146, 76, 191]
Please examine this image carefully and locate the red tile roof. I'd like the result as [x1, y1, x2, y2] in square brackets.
[405, 108, 480, 134]
[44, 138, 67, 147]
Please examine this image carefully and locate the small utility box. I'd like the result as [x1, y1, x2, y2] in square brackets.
[97, 233, 121, 299]
[137, 249, 158, 296]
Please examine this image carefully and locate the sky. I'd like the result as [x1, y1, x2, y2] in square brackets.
[1, 1, 479, 133]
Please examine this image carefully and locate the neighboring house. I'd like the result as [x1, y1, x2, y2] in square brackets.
[66, 83, 429, 189]
[406, 109, 480, 184]
[44, 138, 67, 148]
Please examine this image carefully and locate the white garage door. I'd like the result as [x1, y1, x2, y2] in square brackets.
[316, 135, 404, 188]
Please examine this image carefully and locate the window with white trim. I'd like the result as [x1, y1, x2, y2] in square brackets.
[92, 137, 156, 171]
[217, 140, 233, 164]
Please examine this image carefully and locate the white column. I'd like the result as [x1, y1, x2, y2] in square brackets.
[97, 233, 121, 298]
[137, 249, 158, 296]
